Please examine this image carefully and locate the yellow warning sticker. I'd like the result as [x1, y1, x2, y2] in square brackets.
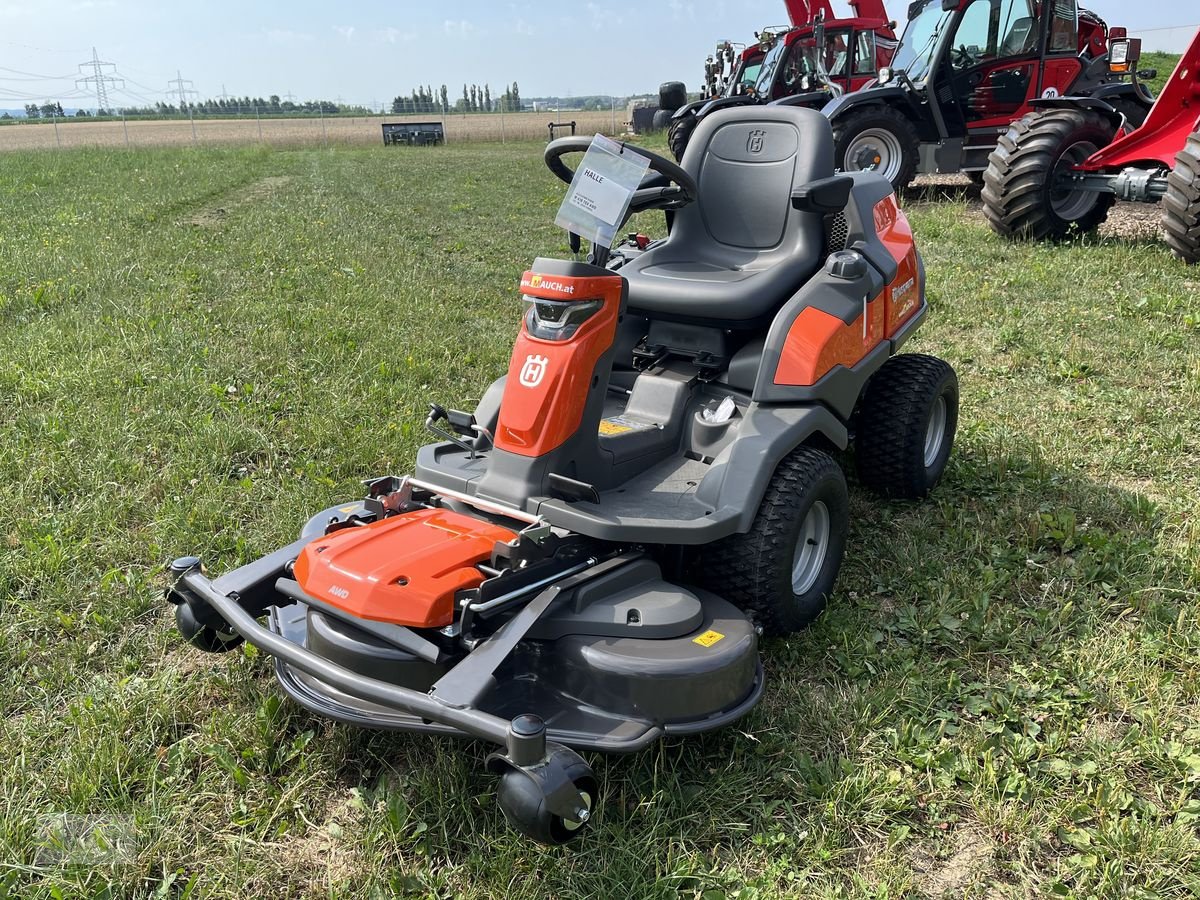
[598, 418, 637, 436]
[693, 629, 725, 647]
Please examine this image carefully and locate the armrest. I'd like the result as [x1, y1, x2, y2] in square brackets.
[791, 175, 854, 214]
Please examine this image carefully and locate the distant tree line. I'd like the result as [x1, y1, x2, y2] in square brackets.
[391, 82, 522, 115]
[18, 96, 372, 119]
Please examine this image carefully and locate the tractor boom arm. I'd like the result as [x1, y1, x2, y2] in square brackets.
[1082, 27, 1200, 171]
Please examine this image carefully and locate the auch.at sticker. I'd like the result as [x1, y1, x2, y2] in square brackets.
[693, 629, 725, 647]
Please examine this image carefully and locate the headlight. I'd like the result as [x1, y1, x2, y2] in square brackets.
[522, 296, 603, 341]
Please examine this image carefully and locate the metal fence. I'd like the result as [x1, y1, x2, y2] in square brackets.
[0, 104, 639, 152]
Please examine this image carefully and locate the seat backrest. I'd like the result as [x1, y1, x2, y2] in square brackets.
[669, 105, 834, 267]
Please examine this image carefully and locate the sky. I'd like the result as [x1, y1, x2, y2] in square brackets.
[0, 0, 1192, 109]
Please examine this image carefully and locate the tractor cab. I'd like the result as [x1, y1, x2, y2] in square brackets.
[824, 0, 1154, 189]
[751, 18, 897, 102]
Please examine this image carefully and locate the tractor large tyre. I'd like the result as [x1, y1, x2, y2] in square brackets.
[832, 105, 920, 193]
[1162, 130, 1200, 265]
[650, 109, 672, 132]
[854, 354, 958, 500]
[668, 111, 698, 161]
[981, 108, 1117, 241]
[1108, 96, 1149, 130]
[696, 446, 849, 636]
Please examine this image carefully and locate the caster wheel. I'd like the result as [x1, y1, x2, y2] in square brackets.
[495, 746, 597, 844]
[175, 601, 243, 653]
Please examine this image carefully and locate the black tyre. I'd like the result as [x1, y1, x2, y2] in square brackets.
[1108, 96, 1149, 129]
[496, 754, 597, 845]
[650, 108, 672, 132]
[658, 81, 687, 113]
[668, 111, 698, 161]
[1162, 130, 1200, 265]
[699, 446, 849, 636]
[175, 601, 243, 653]
[855, 354, 958, 499]
[832, 105, 920, 192]
[981, 108, 1117, 240]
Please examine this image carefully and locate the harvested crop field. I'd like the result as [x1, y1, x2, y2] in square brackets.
[0, 110, 624, 151]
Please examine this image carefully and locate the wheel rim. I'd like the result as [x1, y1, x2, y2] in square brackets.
[1050, 140, 1102, 221]
[924, 395, 947, 468]
[561, 790, 592, 833]
[791, 501, 831, 595]
[844, 128, 904, 182]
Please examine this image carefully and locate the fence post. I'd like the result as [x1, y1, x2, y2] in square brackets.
[500, 102, 505, 143]
[122, 111, 129, 146]
[189, 105, 196, 143]
[611, 95, 616, 134]
[52, 110, 60, 148]
[320, 107, 327, 147]
[256, 105, 263, 142]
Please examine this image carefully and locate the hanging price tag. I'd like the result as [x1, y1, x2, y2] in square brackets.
[555, 134, 651, 247]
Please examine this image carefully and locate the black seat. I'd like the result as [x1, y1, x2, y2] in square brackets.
[622, 105, 835, 326]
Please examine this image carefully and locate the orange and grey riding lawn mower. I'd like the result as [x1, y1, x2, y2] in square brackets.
[982, 28, 1200, 262]
[166, 106, 958, 843]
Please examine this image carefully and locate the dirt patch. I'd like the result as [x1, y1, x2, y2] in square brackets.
[278, 792, 365, 893]
[912, 826, 997, 897]
[185, 175, 292, 227]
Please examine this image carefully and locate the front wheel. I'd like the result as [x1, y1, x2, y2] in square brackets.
[981, 108, 1117, 241]
[832, 105, 920, 193]
[698, 446, 849, 636]
[496, 750, 597, 845]
[1162, 130, 1200, 264]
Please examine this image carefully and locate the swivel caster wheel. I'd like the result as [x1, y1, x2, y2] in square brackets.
[494, 743, 598, 844]
[174, 601, 243, 654]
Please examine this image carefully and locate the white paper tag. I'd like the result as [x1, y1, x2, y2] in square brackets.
[568, 165, 629, 226]
[554, 134, 651, 247]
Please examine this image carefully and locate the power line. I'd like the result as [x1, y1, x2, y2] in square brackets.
[166, 69, 197, 108]
[76, 47, 123, 111]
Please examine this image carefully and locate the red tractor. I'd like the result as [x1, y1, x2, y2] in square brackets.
[669, 0, 898, 160]
[982, 29, 1200, 263]
[701, 41, 768, 100]
[824, 0, 1154, 191]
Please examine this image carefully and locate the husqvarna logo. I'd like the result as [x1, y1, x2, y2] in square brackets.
[747, 129, 765, 153]
[519, 354, 549, 388]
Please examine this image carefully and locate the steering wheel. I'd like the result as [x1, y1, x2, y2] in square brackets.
[544, 137, 698, 217]
[953, 44, 975, 69]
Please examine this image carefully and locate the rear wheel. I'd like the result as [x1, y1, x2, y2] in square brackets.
[1163, 130, 1200, 265]
[832, 105, 920, 192]
[698, 446, 849, 636]
[981, 108, 1117, 240]
[855, 354, 958, 499]
[650, 108, 672, 132]
[668, 111, 698, 161]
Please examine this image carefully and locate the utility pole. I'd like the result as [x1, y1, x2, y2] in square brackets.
[167, 70, 197, 110]
[76, 47, 123, 113]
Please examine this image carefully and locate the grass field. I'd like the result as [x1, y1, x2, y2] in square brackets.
[0, 140, 1197, 899]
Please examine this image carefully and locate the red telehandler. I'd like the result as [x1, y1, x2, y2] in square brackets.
[982, 28, 1200, 263]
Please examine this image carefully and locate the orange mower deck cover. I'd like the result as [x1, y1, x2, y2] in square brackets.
[293, 509, 517, 628]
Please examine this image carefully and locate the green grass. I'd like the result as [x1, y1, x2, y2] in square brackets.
[0, 142, 1197, 899]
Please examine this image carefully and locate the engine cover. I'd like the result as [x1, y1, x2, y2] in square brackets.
[292, 508, 516, 628]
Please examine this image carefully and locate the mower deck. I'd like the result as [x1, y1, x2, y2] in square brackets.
[268, 607, 763, 753]
[269, 587, 764, 753]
